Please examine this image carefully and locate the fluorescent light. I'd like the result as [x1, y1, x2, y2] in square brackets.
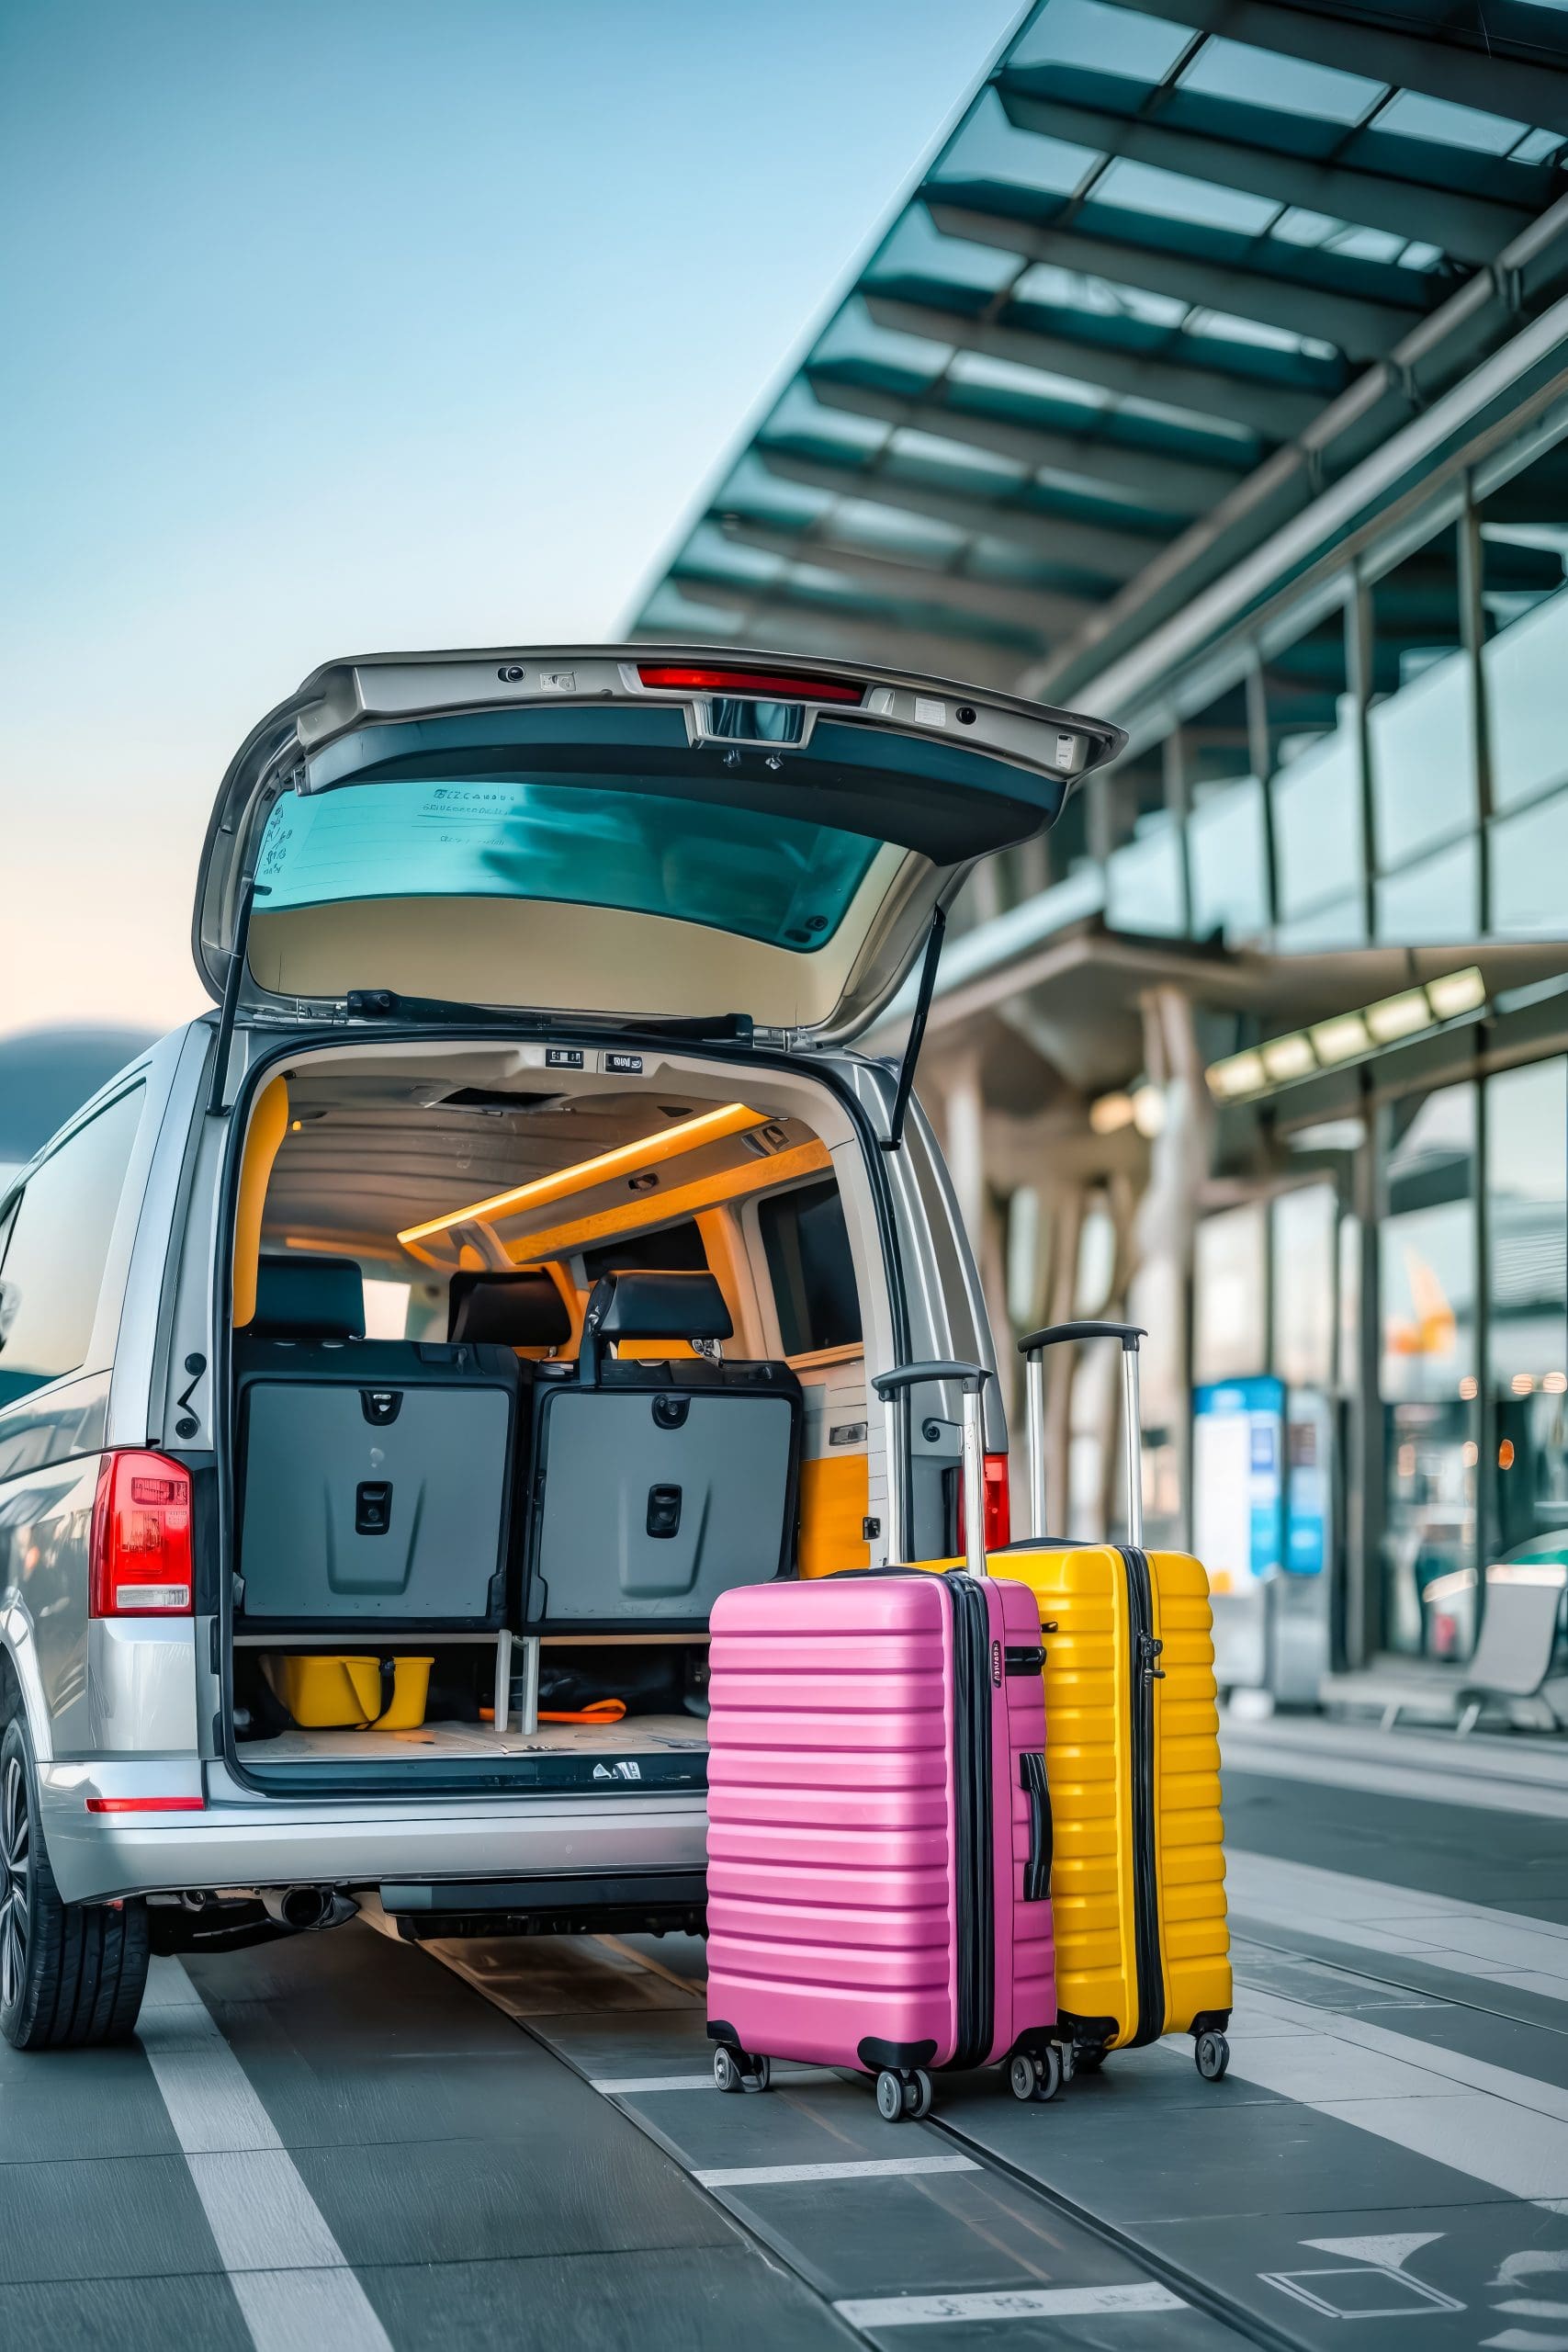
[1427, 966, 1486, 1021]
[1260, 1033, 1315, 1082]
[1365, 989, 1430, 1044]
[397, 1102, 766, 1247]
[1132, 1083, 1166, 1138]
[1310, 1012, 1371, 1065]
[1206, 1050, 1266, 1100]
[1089, 1091, 1136, 1135]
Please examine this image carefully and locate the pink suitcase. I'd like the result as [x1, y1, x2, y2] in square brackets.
[705, 1361, 1060, 2121]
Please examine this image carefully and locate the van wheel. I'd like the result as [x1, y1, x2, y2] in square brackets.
[0, 1721, 150, 2051]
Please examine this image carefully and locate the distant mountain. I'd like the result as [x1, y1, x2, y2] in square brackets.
[0, 1025, 158, 1169]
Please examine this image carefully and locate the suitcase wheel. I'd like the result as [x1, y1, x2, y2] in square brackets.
[714, 2045, 772, 2094]
[1194, 2030, 1230, 2083]
[1007, 2048, 1063, 2104]
[875, 2066, 932, 2122]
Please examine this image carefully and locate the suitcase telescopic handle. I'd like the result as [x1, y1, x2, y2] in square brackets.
[1014, 1321, 1147, 1551]
[870, 1360, 992, 1577]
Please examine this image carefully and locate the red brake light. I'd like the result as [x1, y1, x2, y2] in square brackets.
[957, 1453, 1012, 1557]
[85, 1796, 205, 1814]
[636, 663, 863, 705]
[90, 1451, 194, 1616]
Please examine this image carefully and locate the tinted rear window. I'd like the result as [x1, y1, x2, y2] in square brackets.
[760, 1180, 862, 1358]
[255, 778, 882, 951]
[581, 1220, 708, 1283]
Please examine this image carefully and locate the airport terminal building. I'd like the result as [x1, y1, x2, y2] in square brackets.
[634, 0, 1568, 1703]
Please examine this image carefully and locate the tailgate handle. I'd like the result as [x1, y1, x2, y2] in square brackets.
[1021, 1751, 1052, 1902]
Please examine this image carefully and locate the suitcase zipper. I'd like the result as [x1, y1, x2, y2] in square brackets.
[944, 1573, 994, 2071]
[1122, 1545, 1166, 2048]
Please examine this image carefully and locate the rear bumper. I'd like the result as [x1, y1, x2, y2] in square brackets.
[39, 1759, 708, 1906]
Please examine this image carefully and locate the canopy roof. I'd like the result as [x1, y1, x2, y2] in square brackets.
[632, 0, 1568, 702]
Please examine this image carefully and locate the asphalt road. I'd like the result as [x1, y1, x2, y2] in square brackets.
[6, 1719, 1568, 2351]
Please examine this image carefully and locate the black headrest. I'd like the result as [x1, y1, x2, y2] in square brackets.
[584, 1269, 733, 1344]
[447, 1270, 571, 1349]
[250, 1253, 365, 1340]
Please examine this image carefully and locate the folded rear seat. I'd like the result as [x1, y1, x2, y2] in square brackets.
[523, 1269, 802, 1631]
[235, 1254, 519, 1629]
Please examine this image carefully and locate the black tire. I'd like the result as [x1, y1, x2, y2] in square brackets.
[1194, 2030, 1230, 2083]
[904, 2068, 933, 2120]
[875, 2067, 906, 2121]
[713, 2044, 744, 2093]
[0, 1719, 149, 2051]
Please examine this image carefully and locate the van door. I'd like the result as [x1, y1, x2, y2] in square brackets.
[193, 647, 1123, 1045]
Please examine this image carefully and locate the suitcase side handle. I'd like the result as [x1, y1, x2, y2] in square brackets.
[1021, 1751, 1052, 1902]
[870, 1361, 992, 1577]
[1014, 1323, 1147, 1550]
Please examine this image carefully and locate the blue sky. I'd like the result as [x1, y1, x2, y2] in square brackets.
[0, 0, 1019, 1034]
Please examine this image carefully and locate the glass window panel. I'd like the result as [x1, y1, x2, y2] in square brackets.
[1274, 895, 1366, 951]
[1106, 814, 1184, 934]
[1178, 38, 1383, 123]
[1368, 522, 1474, 866]
[0, 1089, 145, 1408]
[255, 777, 884, 953]
[1093, 156, 1280, 236]
[1189, 778, 1269, 940]
[1486, 1058, 1568, 1562]
[1273, 1185, 1337, 1388]
[1373, 88, 1529, 155]
[1491, 788, 1568, 936]
[1483, 576, 1568, 813]
[1374, 835, 1477, 944]
[1194, 1204, 1267, 1385]
[1009, 0, 1194, 82]
[1272, 720, 1362, 916]
[1380, 1083, 1478, 1659]
[758, 1179, 862, 1358]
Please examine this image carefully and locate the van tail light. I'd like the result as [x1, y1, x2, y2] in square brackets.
[636, 662, 864, 705]
[957, 1453, 1012, 1556]
[90, 1452, 194, 1616]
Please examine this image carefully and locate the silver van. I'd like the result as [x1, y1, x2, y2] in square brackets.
[0, 647, 1121, 2047]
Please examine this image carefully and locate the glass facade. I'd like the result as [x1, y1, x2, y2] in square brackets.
[1379, 1085, 1479, 1660]
[949, 413, 1568, 967]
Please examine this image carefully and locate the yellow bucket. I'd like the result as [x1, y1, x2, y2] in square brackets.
[262, 1654, 432, 1730]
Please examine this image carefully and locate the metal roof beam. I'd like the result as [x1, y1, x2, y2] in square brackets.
[751, 446, 1168, 581]
[660, 583, 1023, 686]
[925, 199, 1420, 359]
[998, 85, 1533, 266]
[863, 291, 1322, 438]
[807, 369, 1247, 514]
[709, 520, 1090, 634]
[1121, 0, 1568, 144]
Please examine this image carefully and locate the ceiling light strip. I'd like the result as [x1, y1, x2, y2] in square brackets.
[396, 1102, 767, 1247]
[1205, 967, 1486, 1104]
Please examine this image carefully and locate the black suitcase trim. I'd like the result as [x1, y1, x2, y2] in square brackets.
[1122, 1544, 1167, 2049]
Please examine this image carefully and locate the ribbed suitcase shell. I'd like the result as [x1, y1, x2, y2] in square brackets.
[994, 1540, 1230, 2055]
[705, 1571, 1055, 2075]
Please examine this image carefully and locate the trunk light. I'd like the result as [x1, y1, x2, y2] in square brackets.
[636, 663, 863, 705]
[90, 1451, 195, 1617]
[957, 1453, 1012, 1556]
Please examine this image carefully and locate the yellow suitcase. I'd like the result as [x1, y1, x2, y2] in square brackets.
[1002, 1321, 1232, 2084]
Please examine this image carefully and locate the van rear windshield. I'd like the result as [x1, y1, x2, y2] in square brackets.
[254, 778, 882, 952]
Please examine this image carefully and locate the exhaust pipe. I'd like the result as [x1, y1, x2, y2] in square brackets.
[261, 1886, 358, 1934]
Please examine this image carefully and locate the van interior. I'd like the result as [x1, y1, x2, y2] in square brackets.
[224, 1044, 875, 1788]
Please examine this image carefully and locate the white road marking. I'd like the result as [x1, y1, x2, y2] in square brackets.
[1229, 1849, 1568, 2005]
[137, 1957, 393, 2352]
[833, 2283, 1188, 2326]
[695, 2154, 980, 2188]
[1219, 1983, 1568, 2202]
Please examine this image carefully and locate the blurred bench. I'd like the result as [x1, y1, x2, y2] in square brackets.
[1321, 1556, 1568, 1736]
